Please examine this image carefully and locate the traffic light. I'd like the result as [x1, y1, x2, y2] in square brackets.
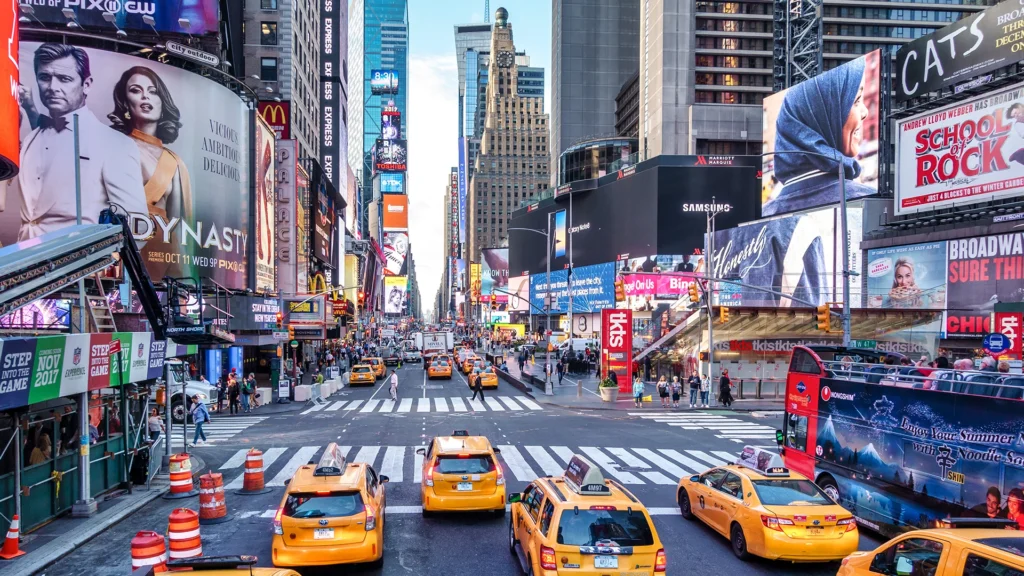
[816, 303, 831, 332]
[358, 291, 366, 308]
[275, 311, 283, 330]
[490, 290, 497, 310]
[719, 307, 730, 323]
[688, 283, 700, 303]
[614, 279, 625, 302]
[287, 324, 295, 340]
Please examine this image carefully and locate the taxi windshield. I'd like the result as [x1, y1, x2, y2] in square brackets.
[284, 491, 364, 519]
[353, 366, 372, 373]
[556, 510, 655, 547]
[436, 455, 495, 475]
[435, 361, 449, 367]
[368, 358, 381, 364]
[751, 480, 832, 506]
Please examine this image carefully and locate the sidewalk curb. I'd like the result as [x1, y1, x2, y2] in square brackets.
[536, 399, 784, 414]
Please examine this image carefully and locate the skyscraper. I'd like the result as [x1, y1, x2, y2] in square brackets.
[468, 7, 551, 261]
[455, 24, 493, 139]
[551, 0, 639, 183]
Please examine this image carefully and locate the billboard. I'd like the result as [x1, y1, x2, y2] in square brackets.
[602, 309, 632, 393]
[0, 299, 70, 330]
[895, 82, 1024, 215]
[469, 263, 481, 304]
[380, 172, 404, 193]
[896, 1, 1024, 101]
[346, 165, 358, 236]
[2, 42, 251, 288]
[370, 69, 400, 95]
[313, 181, 335, 264]
[296, 164, 310, 293]
[227, 296, 281, 331]
[710, 205, 863, 307]
[383, 231, 408, 276]
[530, 262, 616, 314]
[23, 0, 219, 35]
[620, 273, 696, 298]
[275, 140, 297, 294]
[257, 101, 291, 139]
[0, 1, 17, 181]
[761, 50, 882, 217]
[507, 275, 530, 312]
[254, 115, 276, 292]
[481, 248, 509, 302]
[946, 232, 1024, 338]
[458, 138, 468, 244]
[453, 258, 466, 291]
[866, 242, 947, 310]
[382, 194, 408, 230]
[381, 112, 401, 140]
[374, 138, 407, 171]
[384, 276, 407, 314]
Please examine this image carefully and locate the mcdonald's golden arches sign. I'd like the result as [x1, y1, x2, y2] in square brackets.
[258, 101, 291, 139]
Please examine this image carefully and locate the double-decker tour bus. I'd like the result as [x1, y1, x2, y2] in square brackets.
[780, 346, 1024, 538]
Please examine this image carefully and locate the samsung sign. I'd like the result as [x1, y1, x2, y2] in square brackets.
[320, 0, 341, 185]
[681, 203, 731, 212]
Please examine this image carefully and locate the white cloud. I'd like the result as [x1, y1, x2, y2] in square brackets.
[408, 54, 458, 319]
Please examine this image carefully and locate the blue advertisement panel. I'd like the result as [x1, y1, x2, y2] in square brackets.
[530, 262, 616, 314]
[0, 339, 35, 411]
[205, 349, 222, 385]
[380, 173, 404, 194]
[866, 241, 947, 310]
[458, 138, 468, 244]
[816, 378, 1024, 534]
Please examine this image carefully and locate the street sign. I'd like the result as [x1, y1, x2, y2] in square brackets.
[164, 41, 221, 67]
[852, 340, 877, 349]
[983, 333, 1011, 355]
[108, 340, 121, 356]
[290, 340, 299, 349]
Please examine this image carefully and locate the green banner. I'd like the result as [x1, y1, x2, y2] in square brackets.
[28, 336, 65, 403]
[109, 332, 133, 387]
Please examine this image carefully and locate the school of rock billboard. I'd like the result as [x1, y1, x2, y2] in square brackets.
[895, 82, 1024, 215]
[1, 42, 251, 289]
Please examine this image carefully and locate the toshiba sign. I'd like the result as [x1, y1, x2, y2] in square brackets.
[602, 309, 632, 393]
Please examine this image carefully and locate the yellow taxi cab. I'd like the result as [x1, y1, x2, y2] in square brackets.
[272, 443, 389, 569]
[166, 555, 300, 575]
[462, 356, 481, 374]
[348, 364, 376, 386]
[427, 357, 453, 380]
[468, 365, 498, 389]
[508, 454, 667, 575]
[837, 518, 1024, 576]
[365, 357, 385, 378]
[417, 430, 505, 516]
[676, 446, 858, 562]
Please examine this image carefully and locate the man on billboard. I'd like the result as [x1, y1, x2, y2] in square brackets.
[2, 43, 147, 241]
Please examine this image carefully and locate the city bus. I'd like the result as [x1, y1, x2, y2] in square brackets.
[780, 346, 1024, 538]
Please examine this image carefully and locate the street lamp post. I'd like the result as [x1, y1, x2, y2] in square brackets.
[704, 197, 727, 406]
[508, 220, 556, 396]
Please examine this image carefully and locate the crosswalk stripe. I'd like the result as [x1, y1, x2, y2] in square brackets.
[396, 398, 412, 413]
[666, 424, 703, 429]
[579, 447, 642, 484]
[496, 396, 523, 411]
[380, 446, 405, 483]
[497, 445, 538, 482]
[267, 446, 320, 486]
[688, 450, 728, 467]
[219, 449, 249, 470]
[413, 446, 424, 483]
[300, 403, 327, 415]
[606, 448, 674, 485]
[224, 447, 287, 490]
[345, 400, 363, 411]
[713, 451, 737, 462]
[516, 397, 543, 410]
[352, 446, 380, 465]
[659, 449, 711, 474]
[361, 399, 381, 413]
[325, 401, 346, 411]
[417, 398, 430, 412]
[450, 397, 467, 412]
[433, 398, 449, 412]
[468, 398, 485, 411]
[719, 433, 776, 438]
[524, 446, 563, 476]
[379, 399, 396, 413]
[632, 448, 692, 478]
[550, 446, 574, 465]
[484, 397, 505, 411]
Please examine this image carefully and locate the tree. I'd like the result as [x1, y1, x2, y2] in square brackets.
[921, 484, 928, 497]
[907, 471, 915, 491]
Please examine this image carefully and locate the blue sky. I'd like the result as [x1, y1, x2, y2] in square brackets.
[406, 0, 550, 317]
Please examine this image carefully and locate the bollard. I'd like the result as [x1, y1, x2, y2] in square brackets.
[163, 454, 198, 499]
[235, 448, 272, 495]
[198, 473, 230, 525]
[167, 508, 202, 560]
[130, 530, 167, 572]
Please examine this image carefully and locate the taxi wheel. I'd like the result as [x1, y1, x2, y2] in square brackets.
[730, 523, 751, 561]
[677, 488, 694, 520]
[507, 518, 517, 553]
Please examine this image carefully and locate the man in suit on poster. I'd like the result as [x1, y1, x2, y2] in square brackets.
[1, 43, 147, 241]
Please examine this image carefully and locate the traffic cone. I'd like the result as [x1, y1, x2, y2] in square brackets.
[0, 515, 26, 559]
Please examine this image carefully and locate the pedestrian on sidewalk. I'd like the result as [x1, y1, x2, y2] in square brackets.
[700, 373, 711, 407]
[147, 407, 164, 441]
[215, 377, 225, 413]
[687, 373, 700, 408]
[228, 378, 240, 415]
[719, 369, 734, 408]
[556, 360, 564, 385]
[657, 376, 670, 408]
[388, 369, 399, 401]
[632, 376, 645, 408]
[248, 373, 261, 409]
[671, 376, 682, 408]
[241, 374, 252, 413]
[189, 396, 209, 447]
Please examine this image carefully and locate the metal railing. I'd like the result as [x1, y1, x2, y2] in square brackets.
[816, 361, 1024, 399]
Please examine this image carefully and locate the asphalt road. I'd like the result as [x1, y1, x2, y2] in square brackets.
[41, 360, 883, 576]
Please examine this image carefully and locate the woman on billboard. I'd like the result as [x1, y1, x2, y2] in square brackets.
[764, 55, 874, 217]
[108, 66, 193, 278]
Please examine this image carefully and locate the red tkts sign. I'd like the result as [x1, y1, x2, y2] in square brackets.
[602, 309, 632, 393]
[995, 312, 1023, 359]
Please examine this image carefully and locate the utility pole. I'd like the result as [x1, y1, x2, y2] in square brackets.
[545, 212, 553, 396]
[704, 197, 726, 407]
[839, 176, 851, 347]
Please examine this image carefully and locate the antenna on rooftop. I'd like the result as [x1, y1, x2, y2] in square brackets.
[485, 0, 490, 22]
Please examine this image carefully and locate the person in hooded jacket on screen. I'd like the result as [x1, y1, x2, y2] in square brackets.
[764, 56, 874, 217]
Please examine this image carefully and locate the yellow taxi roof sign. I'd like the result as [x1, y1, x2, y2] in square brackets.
[736, 446, 788, 477]
[564, 455, 611, 496]
[452, 430, 470, 436]
[314, 443, 347, 477]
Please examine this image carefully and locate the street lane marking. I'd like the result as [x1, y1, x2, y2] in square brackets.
[220, 449, 250, 469]
[450, 397, 467, 412]
[468, 398, 485, 411]
[516, 397, 543, 410]
[484, 397, 505, 411]
[579, 447, 643, 484]
[417, 398, 430, 412]
[551, 446, 574, 465]
[267, 446, 320, 486]
[223, 447, 286, 489]
[352, 446, 381, 466]
[607, 448, 674, 485]
[433, 397, 449, 412]
[396, 398, 412, 413]
[413, 446, 424, 483]
[659, 449, 710, 475]
[380, 446, 405, 483]
[525, 446, 563, 477]
[345, 400, 363, 411]
[688, 450, 728, 468]
[361, 399, 381, 413]
[301, 403, 327, 415]
[325, 401, 346, 411]
[379, 399, 396, 413]
[496, 396, 523, 411]
[713, 451, 737, 461]
[497, 445, 538, 482]
[632, 448, 690, 480]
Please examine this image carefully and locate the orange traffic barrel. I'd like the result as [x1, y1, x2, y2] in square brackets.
[130, 530, 167, 572]
[235, 448, 272, 495]
[198, 473, 230, 525]
[167, 508, 202, 560]
[0, 515, 26, 560]
[163, 453, 198, 499]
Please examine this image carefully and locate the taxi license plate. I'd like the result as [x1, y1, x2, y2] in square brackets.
[594, 556, 618, 569]
[313, 528, 334, 540]
[457, 482, 473, 491]
[806, 526, 824, 536]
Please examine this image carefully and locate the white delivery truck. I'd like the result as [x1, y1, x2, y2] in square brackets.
[421, 331, 454, 355]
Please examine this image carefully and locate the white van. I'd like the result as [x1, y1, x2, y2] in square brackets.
[557, 338, 599, 354]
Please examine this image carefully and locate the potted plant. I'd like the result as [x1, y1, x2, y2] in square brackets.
[598, 378, 619, 402]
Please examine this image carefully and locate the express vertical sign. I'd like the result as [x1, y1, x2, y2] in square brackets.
[320, 0, 341, 186]
[602, 309, 632, 393]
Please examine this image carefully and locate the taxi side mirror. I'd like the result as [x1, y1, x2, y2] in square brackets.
[689, 475, 699, 483]
[493, 448, 501, 454]
[416, 448, 425, 455]
[284, 479, 290, 486]
[508, 493, 522, 504]
[380, 475, 390, 484]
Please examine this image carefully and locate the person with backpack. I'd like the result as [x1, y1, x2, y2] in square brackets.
[189, 396, 210, 447]
[657, 376, 670, 408]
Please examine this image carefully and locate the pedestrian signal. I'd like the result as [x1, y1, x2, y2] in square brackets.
[719, 307, 730, 323]
[816, 303, 831, 332]
[688, 283, 700, 303]
[614, 279, 625, 302]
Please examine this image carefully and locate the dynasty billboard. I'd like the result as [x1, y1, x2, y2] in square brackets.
[896, 1, 1024, 101]
[895, 82, 1024, 215]
[0, 1, 17, 181]
[481, 248, 509, 302]
[254, 115, 276, 292]
[762, 50, 883, 217]
[2, 42, 251, 288]
[22, 0, 220, 35]
[509, 165, 759, 276]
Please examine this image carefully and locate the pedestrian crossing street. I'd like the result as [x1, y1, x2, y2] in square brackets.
[215, 444, 741, 490]
[183, 416, 267, 446]
[299, 395, 544, 416]
[630, 411, 779, 442]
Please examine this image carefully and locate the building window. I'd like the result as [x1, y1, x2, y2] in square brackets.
[261, 22, 279, 45]
[260, 58, 278, 81]
[261, 0, 277, 9]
